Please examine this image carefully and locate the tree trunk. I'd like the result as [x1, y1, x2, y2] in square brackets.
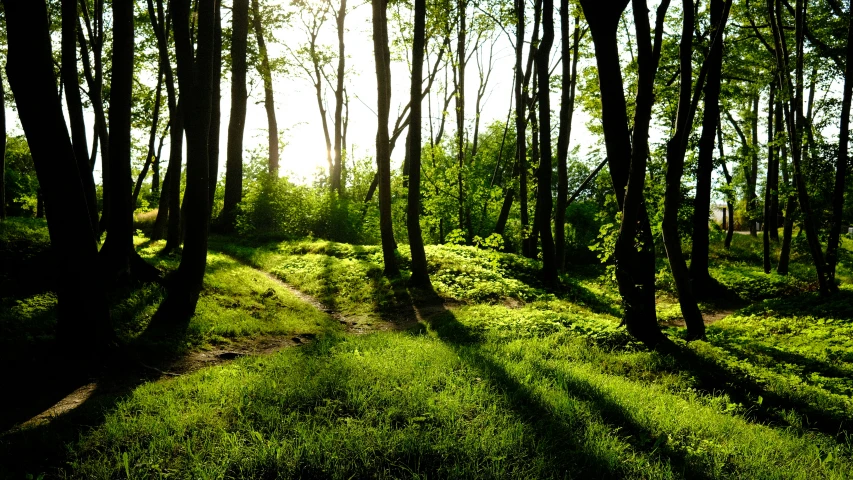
[778, 141, 796, 275]
[252, 0, 280, 175]
[163, 0, 216, 319]
[455, 0, 467, 238]
[331, 0, 347, 194]
[101, 0, 135, 280]
[208, 1, 222, 216]
[0, 69, 5, 221]
[718, 116, 735, 249]
[407, 0, 431, 288]
[372, 0, 400, 278]
[221, 0, 249, 231]
[769, 0, 834, 294]
[690, 0, 728, 290]
[769, 97, 781, 242]
[536, 0, 557, 282]
[826, 6, 853, 283]
[555, 10, 580, 271]
[749, 94, 759, 236]
[3, 0, 113, 353]
[62, 0, 98, 234]
[579, 0, 668, 349]
[526, 81, 539, 258]
[763, 82, 776, 274]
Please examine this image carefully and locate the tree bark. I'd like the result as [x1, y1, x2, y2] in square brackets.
[163, 0, 216, 319]
[372, 0, 400, 278]
[555, 10, 580, 271]
[778, 139, 796, 274]
[331, 0, 347, 194]
[252, 0, 280, 175]
[407, 0, 431, 288]
[101, 0, 135, 279]
[579, 0, 669, 349]
[536, 0, 557, 282]
[0, 69, 5, 221]
[763, 82, 776, 274]
[62, 0, 98, 234]
[690, 0, 729, 290]
[826, 5, 853, 283]
[749, 93, 759, 236]
[718, 116, 735, 249]
[769, 0, 834, 294]
[3, 0, 113, 353]
[208, 1, 222, 216]
[221, 0, 249, 231]
[455, 0, 467, 238]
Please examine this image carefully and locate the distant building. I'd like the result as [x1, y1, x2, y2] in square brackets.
[710, 203, 728, 229]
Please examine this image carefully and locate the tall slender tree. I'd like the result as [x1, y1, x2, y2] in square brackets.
[3, 0, 113, 352]
[252, 0, 280, 175]
[407, 0, 431, 288]
[62, 0, 98, 234]
[164, 0, 217, 318]
[536, 0, 557, 282]
[691, 0, 730, 290]
[100, 0, 135, 279]
[222, 0, 250, 230]
[826, 4, 853, 283]
[372, 0, 400, 278]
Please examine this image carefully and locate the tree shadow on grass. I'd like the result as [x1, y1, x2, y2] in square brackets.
[392, 288, 712, 478]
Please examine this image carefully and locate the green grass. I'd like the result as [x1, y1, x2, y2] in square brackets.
[2, 222, 853, 478]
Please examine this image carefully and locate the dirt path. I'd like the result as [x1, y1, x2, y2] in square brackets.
[10, 257, 405, 432]
[659, 307, 736, 328]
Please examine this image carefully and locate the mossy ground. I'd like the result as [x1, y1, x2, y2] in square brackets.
[1, 218, 852, 478]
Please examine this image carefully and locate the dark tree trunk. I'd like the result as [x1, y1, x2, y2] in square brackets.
[163, 0, 216, 318]
[526, 82, 539, 258]
[372, 0, 400, 278]
[690, 0, 728, 290]
[148, 0, 178, 242]
[221, 0, 249, 231]
[769, 97, 781, 242]
[3, 0, 113, 353]
[763, 83, 776, 274]
[407, 0, 431, 288]
[0, 69, 5, 221]
[62, 0, 98, 234]
[520, 0, 541, 257]
[536, 0, 557, 282]
[331, 0, 347, 194]
[769, 0, 833, 294]
[749, 94, 759, 236]
[251, 0, 279, 175]
[579, 0, 669, 349]
[77, 1, 110, 233]
[101, 0, 135, 279]
[455, 0, 467, 238]
[662, 0, 705, 340]
[826, 7, 853, 282]
[208, 1, 222, 216]
[718, 117, 735, 249]
[778, 141, 796, 275]
[555, 9, 580, 271]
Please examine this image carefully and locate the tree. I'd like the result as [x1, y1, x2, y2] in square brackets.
[62, 0, 98, 234]
[331, 0, 348, 193]
[579, 0, 670, 348]
[691, 0, 731, 291]
[554, 8, 581, 271]
[222, 0, 250, 231]
[407, 0, 431, 288]
[3, 0, 113, 354]
[0, 70, 5, 222]
[768, 0, 834, 294]
[100, 0, 136, 280]
[372, 0, 400, 278]
[162, 0, 217, 318]
[252, 0, 280, 175]
[825, 4, 853, 283]
[535, 0, 556, 283]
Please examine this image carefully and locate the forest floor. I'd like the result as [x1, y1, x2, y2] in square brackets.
[1, 218, 853, 478]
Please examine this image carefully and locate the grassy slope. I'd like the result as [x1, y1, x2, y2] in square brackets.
[1, 220, 852, 478]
